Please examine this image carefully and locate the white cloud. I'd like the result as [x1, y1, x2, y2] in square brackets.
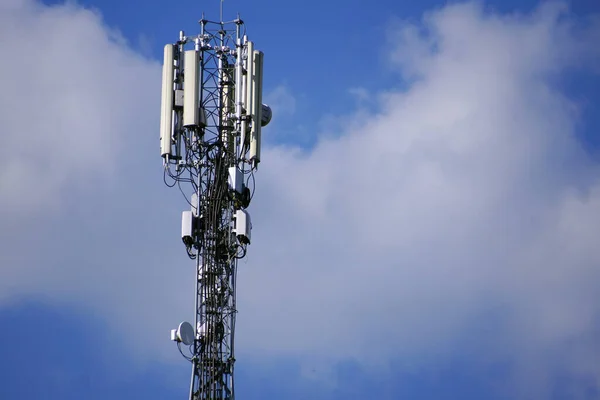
[261, 84, 300, 143]
[1, 0, 600, 397]
[347, 87, 370, 104]
[0, 0, 159, 213]
[237, 0, 600, 393]
[0, 0, 180, 364]
[264, 84, 296, 117]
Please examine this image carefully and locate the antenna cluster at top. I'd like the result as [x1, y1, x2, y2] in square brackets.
[159, 17, 271, 171]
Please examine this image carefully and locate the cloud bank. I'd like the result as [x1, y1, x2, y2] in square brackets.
[1, 0, 600, 396]
[240, 0, 600, 393]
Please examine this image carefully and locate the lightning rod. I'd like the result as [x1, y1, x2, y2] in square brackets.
[159, 10, 272, 400]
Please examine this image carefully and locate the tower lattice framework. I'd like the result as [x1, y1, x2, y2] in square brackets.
[159, 14, 270, 400]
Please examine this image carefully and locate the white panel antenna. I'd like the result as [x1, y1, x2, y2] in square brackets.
[221, 68, 234, 152]
[249, 50, 264, 165]
[183, 50, 201, 127]
[244, 41, 254, 152]
[160, 44, 175, 157]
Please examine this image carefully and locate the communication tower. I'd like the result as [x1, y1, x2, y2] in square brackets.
[158, 10, 272, 400]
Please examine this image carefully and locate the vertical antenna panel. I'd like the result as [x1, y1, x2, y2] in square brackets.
[160, 44, 175, 157]
[244, 41, 254, 150]
[236, 37, 247, 158]
[222, 67, 235, 153]
[183, 50, 200, 127]
[235, 38, 243, 120]
[249, 50, 264, 164]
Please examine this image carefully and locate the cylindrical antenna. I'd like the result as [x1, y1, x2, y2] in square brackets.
[183, 50, 200, 127]
[249, 50, 263, 166]
[235, 27, 243, 157]
[243, 41, 254, 156]
[160, 44, 175, 158]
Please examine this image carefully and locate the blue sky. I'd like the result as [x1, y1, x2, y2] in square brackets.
[36, 0, 600, 150]
[2, 0, 600, 399]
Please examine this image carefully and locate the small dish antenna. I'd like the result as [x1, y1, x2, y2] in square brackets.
[171, 321, 195, 345]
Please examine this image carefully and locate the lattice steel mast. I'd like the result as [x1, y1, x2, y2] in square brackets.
[158, 11, 271, 400]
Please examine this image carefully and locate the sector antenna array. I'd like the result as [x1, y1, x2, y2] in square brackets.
[158, 14, 272, 400]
